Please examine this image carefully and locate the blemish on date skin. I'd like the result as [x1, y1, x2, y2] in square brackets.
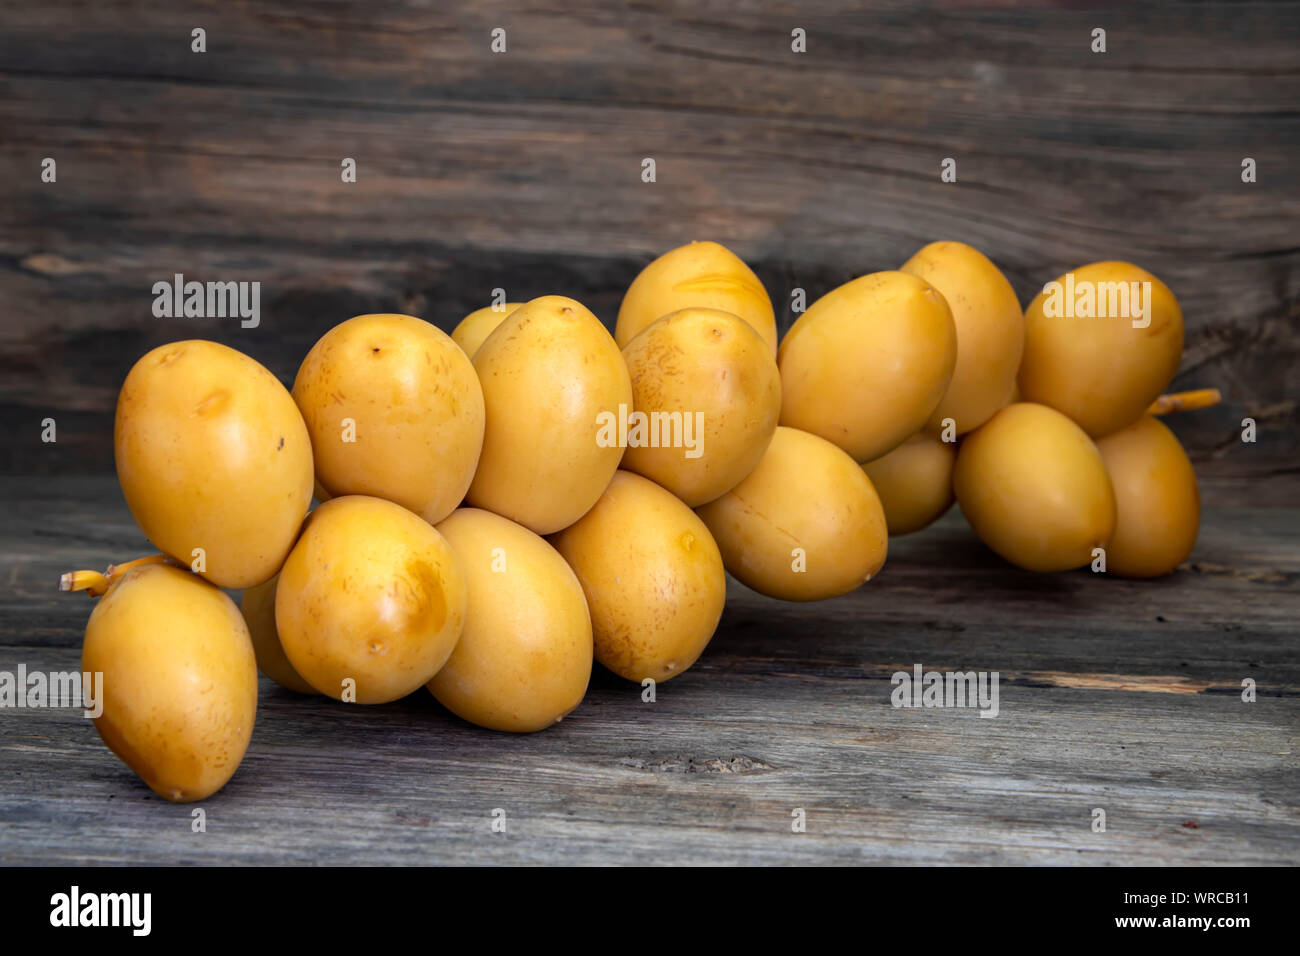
[191, 389, 230, 417]
[399, 560, 447, 635]
[277, 436, 284, 450]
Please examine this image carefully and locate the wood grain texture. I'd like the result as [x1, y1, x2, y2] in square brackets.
[1, 1, 1298, 471]
[1, 476, 1296, 865]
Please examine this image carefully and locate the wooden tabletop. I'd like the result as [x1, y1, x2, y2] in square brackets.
[2, 473, 1296, 865]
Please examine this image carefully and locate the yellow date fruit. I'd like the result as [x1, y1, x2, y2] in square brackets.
[82, 563, 258, 802]
[697, 426, 888, 601]
[239, 573, 319, 696]
[954, 403, 1116, 572]
[616, 240, 778, 354]
[900, 241, 1025, 435]
[621, 307, 780, 506]
[553, 471, 726, 683]
[1096, 416, 1200, 577]
[1019, 261, 1184, 437]
[115, 340, 313, 590]
[861, 432, 956, 536]
[468, 295, 632, 534]
[293, 313, 484, 526]
[276, 495, 467, 704]
[430, 508, 592, 732]
[778, 271, 958, 463]
[451, 302, 525, 358]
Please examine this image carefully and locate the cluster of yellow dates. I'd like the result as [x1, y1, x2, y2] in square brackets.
[66, 239, 1204, 802]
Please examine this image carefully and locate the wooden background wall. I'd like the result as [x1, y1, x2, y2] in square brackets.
[2, 1, 1297, 475]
